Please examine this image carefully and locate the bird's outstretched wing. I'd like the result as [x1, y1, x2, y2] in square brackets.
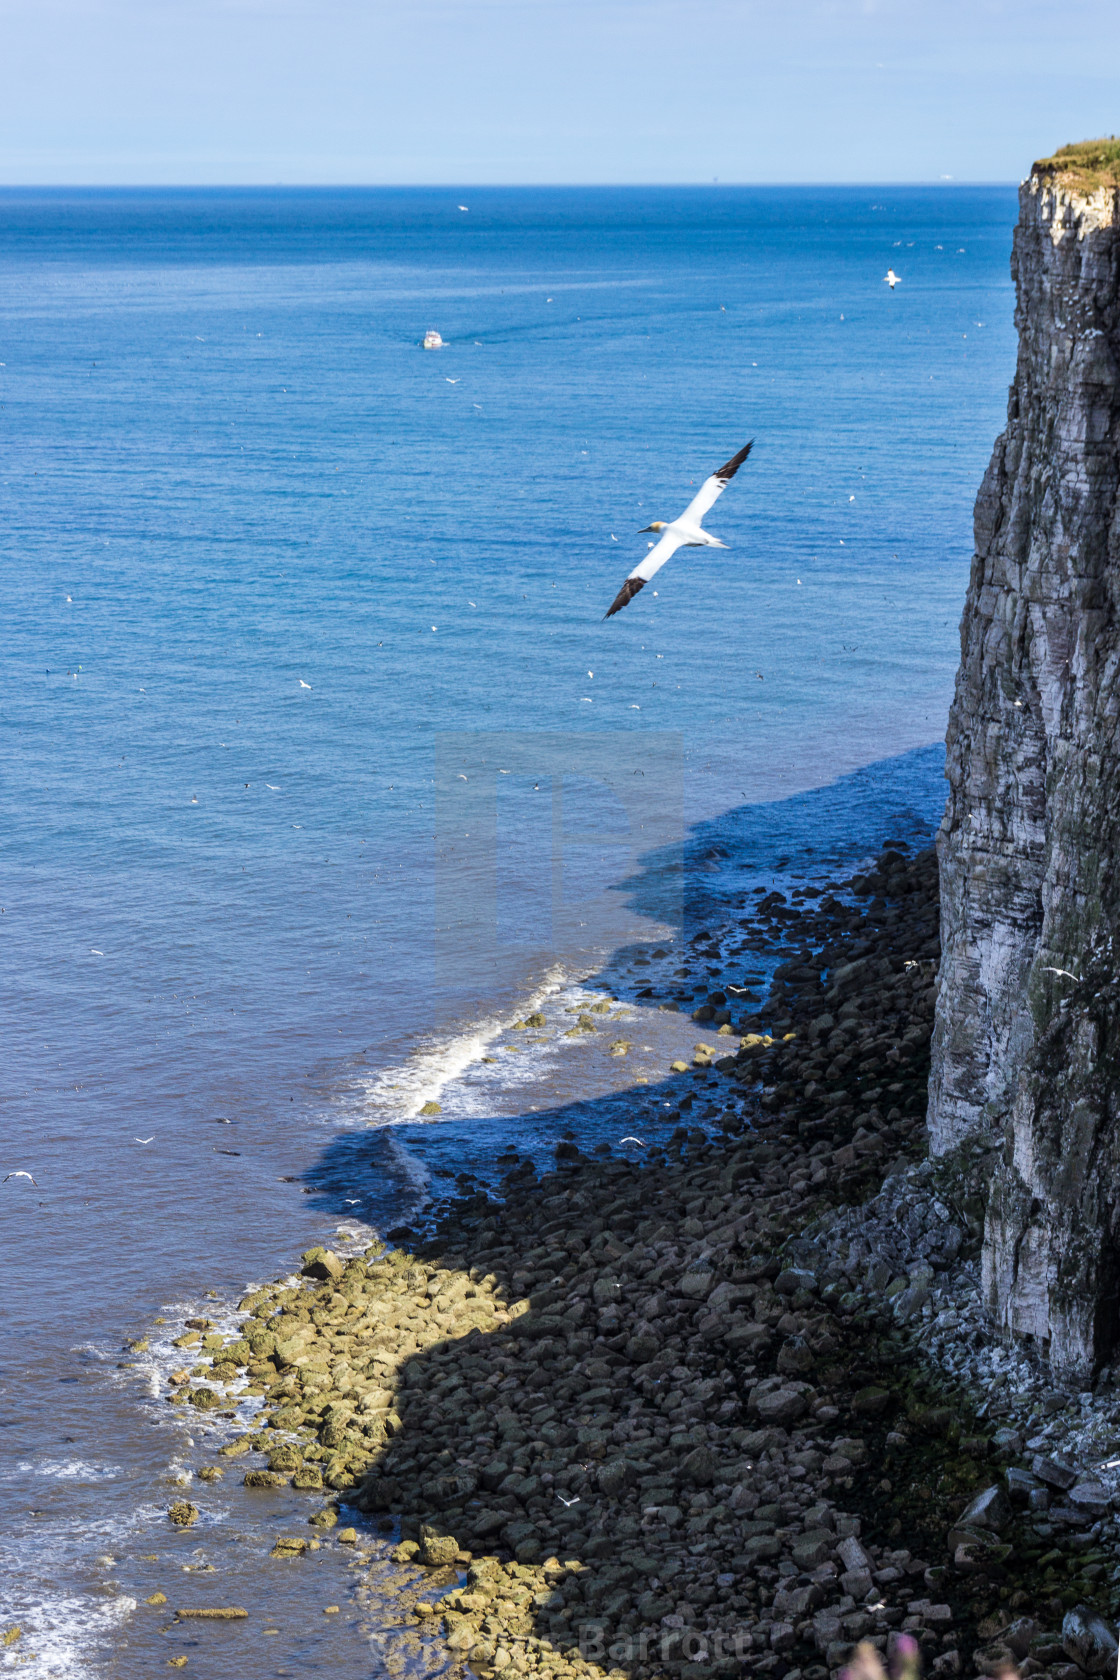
[603, 528, 686, 618]
[679, 440, 753, 527]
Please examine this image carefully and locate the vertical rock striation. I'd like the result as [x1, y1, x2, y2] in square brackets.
[930, 142, 1120, 1378]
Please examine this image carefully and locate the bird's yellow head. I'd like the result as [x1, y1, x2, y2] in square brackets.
[638, 521, 666, 533]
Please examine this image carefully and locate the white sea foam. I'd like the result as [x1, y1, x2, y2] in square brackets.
[10, 1460, 121, 1483]
[0, 1588, 136, 1678]
[350, 967, 584, 1122]
[69, 1342, 117, 1364]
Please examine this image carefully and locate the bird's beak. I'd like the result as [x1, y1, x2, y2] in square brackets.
[637, 525, 655, 534]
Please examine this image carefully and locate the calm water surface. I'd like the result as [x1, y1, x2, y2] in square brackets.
[0, 185, 1015, 1675]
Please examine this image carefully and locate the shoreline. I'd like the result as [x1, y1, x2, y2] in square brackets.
[155, 845, 1120, 1680]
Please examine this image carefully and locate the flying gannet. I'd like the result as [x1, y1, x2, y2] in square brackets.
[884, 269, 901, 289]
[603, 441, 753, 619]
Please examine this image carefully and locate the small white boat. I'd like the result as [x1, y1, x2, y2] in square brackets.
[422, 330, 444, 350]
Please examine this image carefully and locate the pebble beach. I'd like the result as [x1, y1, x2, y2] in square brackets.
[146, 845, 1120, 1680]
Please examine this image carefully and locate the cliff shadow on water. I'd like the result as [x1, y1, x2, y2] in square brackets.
[307, 741, 949, 1229]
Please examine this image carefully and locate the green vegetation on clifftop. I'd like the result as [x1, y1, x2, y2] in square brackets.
[1032, 138, 1120, 191]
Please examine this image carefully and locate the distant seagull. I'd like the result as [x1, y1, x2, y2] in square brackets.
[266, 784, 281, 790]
[90, 949, 104, 956]
[445, 378, 460, 384]
[620, 1136, 645, 1146]
[556, 1493, 580, 1507]
[1043, 966, 1080, 982]
[603, 442, 753, 618]
[884, 269, 901, 289]
[299, 680, 312, 689]
[4, 1171, 38, 1185]
[135, 1137, 154, 1144]
[458, 205, 469, 212]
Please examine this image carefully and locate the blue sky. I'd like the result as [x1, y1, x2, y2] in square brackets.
[1, 0, 1117, 184]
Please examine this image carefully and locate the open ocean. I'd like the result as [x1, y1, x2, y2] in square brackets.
[0, 184, 1016, 1676]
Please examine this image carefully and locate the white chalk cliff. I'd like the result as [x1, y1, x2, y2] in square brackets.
[929, 144, 1120, 1378]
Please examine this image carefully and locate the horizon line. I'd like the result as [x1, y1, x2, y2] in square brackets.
[0, 178, 1021, 191]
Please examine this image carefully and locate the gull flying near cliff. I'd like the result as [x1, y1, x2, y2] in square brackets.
[603, 441, 753, 619]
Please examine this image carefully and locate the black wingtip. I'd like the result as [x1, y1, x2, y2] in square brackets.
[603, 576, 646, 619]
[712, 439, 754, 482]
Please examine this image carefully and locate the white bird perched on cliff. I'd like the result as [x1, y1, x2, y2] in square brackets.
[884, 269, 901, 289]
[603, 441, 754, 619]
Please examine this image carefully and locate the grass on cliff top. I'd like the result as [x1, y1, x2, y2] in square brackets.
[1032, 137, 1120, 190]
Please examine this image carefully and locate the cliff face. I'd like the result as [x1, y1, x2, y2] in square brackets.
[929, 153, 1120, 1378]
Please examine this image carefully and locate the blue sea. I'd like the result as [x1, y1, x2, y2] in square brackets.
[0, 185, 1016, 1675]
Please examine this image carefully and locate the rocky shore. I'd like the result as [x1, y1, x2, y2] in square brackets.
[166, 847, 1120, 1680]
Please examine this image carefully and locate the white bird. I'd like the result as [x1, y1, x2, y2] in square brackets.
[458, 205, 469, 212]
[135, 1137, 154, 1144]
[1043, 966, 1080, 982]
[603, 442, 753, 618]
[90, 949, 104, 956]
[4, 1171, 38, 1185]
[620, 1136, 645, 1146]
[884, 269, 901, 289]
[556, 1493, 580, 1507]
[299, 680, 312, 689]
[445, 378, 459, 384]
[266, 784, 281, 790]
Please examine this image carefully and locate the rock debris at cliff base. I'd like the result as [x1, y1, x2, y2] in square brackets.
[159, 850, 1120, 1680]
